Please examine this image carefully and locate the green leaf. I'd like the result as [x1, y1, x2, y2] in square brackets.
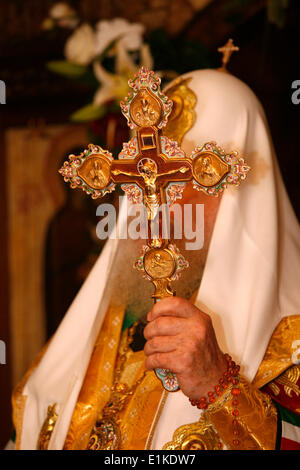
[70, 103, 108, 122]
[46, 60, 87, 78]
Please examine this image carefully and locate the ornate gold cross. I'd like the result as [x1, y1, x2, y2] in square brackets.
[59, 67, 249, 391]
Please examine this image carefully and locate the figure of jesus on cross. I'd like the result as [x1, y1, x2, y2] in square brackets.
[59, 67, 250, 391]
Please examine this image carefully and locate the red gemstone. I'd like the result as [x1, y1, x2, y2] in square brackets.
[199, 403, 208, 410]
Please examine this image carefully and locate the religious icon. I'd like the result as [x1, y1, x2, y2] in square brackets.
[192, 152, 229, 187]
[113, 157, 189, 220]
[59, 67, 250, 391]
[144, 248, 176, 280]
[130, 88, 162, 127]
[77, 156, 111, 190]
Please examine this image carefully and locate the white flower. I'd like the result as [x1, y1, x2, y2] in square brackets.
[64, 23, 95, 66]
[49, 2, 76, 19]
[93, 41, 153, 107]
[48, 2, 79, 29]
[95, 18, 145, 56]
[93, 59, 130, 106]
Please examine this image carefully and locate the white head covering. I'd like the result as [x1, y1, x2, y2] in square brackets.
[19, 69, 300, 449]
[187, 70, 300, 380]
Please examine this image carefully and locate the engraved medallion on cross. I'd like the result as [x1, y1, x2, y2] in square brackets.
[59, 67, 250, 391]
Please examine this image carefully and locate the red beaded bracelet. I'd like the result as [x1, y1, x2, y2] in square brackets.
[189, 354, 240, 410]
[189, 353, 241, 448]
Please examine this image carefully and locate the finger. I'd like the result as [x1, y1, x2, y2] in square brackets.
[148, 297, 198, 322]
[144, 316, 185, 340]
[145, 350, 185, 374]
[144, 336, 178, 356]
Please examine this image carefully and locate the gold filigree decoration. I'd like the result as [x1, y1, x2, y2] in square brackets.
[268, 364, 300, 398]
[268, 382, 280, 396]
[37, 404, 58, 450]
[163, 413, 222, 450]
[163, 77, 197, 145]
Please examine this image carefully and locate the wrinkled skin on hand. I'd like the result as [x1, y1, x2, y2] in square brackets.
[144, 297, 227, 401]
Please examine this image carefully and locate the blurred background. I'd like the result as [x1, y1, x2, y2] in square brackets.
[0, 0, 299, 448]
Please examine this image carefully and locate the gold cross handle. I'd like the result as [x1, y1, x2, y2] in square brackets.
[59, 67, 250, 392]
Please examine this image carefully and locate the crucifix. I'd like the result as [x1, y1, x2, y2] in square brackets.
[218, 38, 239, 72]
[59, 67, 250, 392]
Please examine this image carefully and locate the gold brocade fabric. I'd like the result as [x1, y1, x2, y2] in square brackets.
[114, 355, 163, 450]
[12, 311, 300, 450]
[163, 376, 278, 451]
[63, 304, 126, 450]
[208, 376, 277, 450]
[163, 316, 300, 451]
[63, 304, 163, 450]
[253, 315, 300, 389]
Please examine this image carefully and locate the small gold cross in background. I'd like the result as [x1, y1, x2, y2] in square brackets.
[218, 38, 239, 72]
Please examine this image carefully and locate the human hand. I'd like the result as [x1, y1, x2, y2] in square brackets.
[143, 297, 227, 400]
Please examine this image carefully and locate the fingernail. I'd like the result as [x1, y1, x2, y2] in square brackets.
[147, 310, 152, 322]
